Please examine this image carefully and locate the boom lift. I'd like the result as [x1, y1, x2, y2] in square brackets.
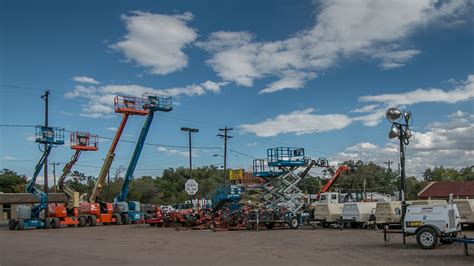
[47, 132, 98, 228]
[113, 93, 172, 224]
[78, 96, 149, 226]
[9, 126, 65, 230]
[318, 165, 351, 198]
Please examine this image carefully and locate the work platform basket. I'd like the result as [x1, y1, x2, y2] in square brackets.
[35, 126, 65, 145]
[114, 95, 149, 115]
[70, 131, 99, 151]
[143, 93, 173, 112]
[267, 147, 306, 167]
[252, 159, 281, 178]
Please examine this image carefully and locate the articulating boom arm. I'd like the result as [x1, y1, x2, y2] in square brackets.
[27, 145, 53, 218]
[57, 150, 81, 209]
[115, 112, 154, 202]
[89, 114, 129, 202]
[299, 160, 317, 179]
[320, 165, 350, 194]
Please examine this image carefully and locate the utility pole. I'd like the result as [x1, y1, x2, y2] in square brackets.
[217, 127, 233, 186]
[41, 90, 50, 194]
[181, 127, 199, 177]
[384, 160, 394, 172]
[49, 162, 60, 192]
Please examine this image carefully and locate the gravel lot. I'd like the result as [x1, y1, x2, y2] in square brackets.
[0, 225, 473, 266]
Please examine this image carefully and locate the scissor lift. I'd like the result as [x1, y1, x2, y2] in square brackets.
[48, 132, 98, 228]
[250, 147, 319, 229]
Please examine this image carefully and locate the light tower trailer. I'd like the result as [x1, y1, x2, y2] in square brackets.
[384, 202, 462, 249]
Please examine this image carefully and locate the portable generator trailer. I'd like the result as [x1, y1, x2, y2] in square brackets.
[340, 201, 377, 228]
[375, 201, 409, 227]
[453, 199, 474, 226]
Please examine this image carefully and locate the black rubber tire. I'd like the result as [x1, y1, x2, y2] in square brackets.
[289, 217, 299, 229]
[113, 214, 122, 225]
[43, 219, 51, 229]
[416, 227, 438, 249]
[122, 214, 130, 225]
[52, 218, 61, 229]
[17, 219, 25, 230]
[89, 215, 97, 226]
[8, 219, 17, 230]
[322, 222, 330, 228]
[164, 221, 170, 227]
[208, 222, 216, 231]
[264, 222, 275, 229]
[149, 222, 157, 226]
[78, 216, 87, 227]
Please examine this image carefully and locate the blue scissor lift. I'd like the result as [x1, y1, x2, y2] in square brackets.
[250, 147, 316, 229]
[9, 126, 64, 230]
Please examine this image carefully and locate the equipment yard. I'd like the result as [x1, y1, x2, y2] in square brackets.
[1, 225, 473, 266]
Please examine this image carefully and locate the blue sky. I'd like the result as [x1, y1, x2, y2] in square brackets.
[1, 0, 473, 183]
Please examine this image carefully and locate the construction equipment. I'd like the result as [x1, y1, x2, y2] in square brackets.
[9, 126, 64, 230]
[47, 132, 98, 228]
[79, 95, 149, 226]
[113, 93, 172, 224]
[248, 147, 318, 229]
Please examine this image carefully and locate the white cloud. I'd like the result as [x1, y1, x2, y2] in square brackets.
[157, 146, 194, 157]
[240, 108, 352, 137]
[1, 156, 16, 160]
[332, 111, 474, 178]
[355, 73, 474, 126]
[246, 142, 258, 147]
[65, 79, 227, 118]
[198, 0, 469, 93]
[111, 11, 197, 75]
[73, 76, 100, 84]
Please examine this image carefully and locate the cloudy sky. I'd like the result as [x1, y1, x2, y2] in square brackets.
[1, 0, 473, 183]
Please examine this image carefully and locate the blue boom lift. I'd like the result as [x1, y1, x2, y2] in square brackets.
[113, 93, 172, 223]
[9, 126, 64, 230]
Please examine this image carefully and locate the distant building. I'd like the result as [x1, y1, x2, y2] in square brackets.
[0, 193, 66, 221]
[418, 181, 474, 199]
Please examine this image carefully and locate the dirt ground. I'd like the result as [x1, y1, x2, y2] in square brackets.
[0, 224, 473, 266]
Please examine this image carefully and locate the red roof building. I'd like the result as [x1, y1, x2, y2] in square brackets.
[418, 181, 474, 199]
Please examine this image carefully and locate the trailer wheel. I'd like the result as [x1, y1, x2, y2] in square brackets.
[89, 215, 97, 226]
[52, 218, 61, 229]
[208, 222, 216, 232]
[43, 219, 51, 229]
[78, 216, 87, 227]
[289, 217, 299, 229]
[8, 219, 17, 230]
[17, 219, 25, 230]
[322, 222, 330, 228]
[122, 214, 130, 225]
[416, 227, 438, 249]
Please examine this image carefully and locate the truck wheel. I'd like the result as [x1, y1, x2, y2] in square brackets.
[113, 214, 122, 225]
[416, 227, 438, 249]
[52, 218, 61, 229]
[122, 214, 130, 225]
[17, 219, 25, 230]
[78, 216, 87, 227]
[289, 217, 299, 229]
[43, 219, 51, 229]
[89, 215, 97, 226]
[8, 219, 17, 230]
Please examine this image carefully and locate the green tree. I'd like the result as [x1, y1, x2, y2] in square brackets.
[0, 168, 28, 193]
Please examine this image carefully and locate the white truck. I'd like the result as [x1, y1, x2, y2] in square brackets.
[398, 203, 461, 249]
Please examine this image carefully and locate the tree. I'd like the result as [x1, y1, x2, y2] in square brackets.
[0, 168, 28, 193]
